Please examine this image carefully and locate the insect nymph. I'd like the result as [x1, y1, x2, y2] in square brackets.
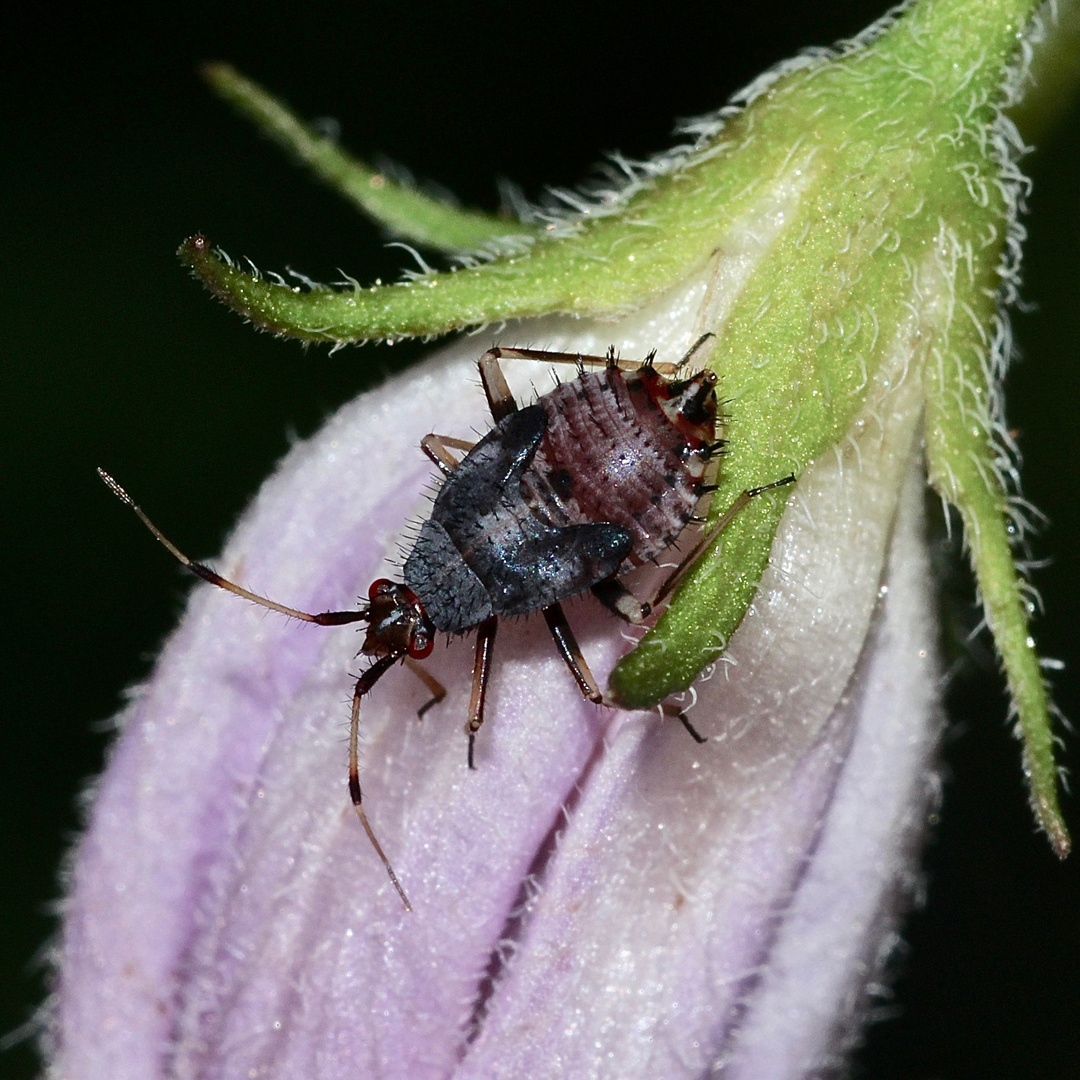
[100, 342, 791, 909]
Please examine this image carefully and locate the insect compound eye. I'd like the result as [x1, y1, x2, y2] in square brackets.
[368, 578, 395, 600]
[408, 628, 434, 660]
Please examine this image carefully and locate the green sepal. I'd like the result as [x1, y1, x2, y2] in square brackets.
[609, 0, 1070, 853]
[203, 63, 539, 254]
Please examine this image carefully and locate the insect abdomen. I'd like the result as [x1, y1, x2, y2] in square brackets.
[524, 369, 710, 564]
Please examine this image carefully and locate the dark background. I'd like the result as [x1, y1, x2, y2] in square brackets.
[3, 3, 1077, 1077]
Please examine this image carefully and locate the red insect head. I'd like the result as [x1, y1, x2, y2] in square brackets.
[363, 578, 435, 660]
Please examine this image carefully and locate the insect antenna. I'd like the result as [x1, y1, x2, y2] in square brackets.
[97, 468, 369, 626]
[348, 653, 412, 910]
[100, 468, 412, 906]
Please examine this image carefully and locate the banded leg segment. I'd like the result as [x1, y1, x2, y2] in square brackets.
[543, 602, 603, 704]
[422, 433, 475, 474]
[465, 616, 499, 769]
[591, 579, 651, 625]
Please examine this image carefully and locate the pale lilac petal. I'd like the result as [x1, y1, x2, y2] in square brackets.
[53, 296, 700, 1078]
[59, 351, 597, 1080]
[454, 345, 937, 1079]
[53, 289, 940, 1079]
[716, 453, 939, 1077]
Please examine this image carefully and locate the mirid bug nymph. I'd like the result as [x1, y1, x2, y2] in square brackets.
[100, 342, 793, 909]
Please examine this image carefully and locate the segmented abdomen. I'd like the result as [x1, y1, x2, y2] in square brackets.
[522, 368, 708, 565]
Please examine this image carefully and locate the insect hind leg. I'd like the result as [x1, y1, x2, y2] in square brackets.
[660, 701, 708, 744]
[482, 345, 682, 378]
[543, 602, 603, 704]
[646, 475, 797, 613]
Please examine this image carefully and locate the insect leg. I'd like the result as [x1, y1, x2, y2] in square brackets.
[658, 702, 708, 743]
[542, 602, 604, 704]
[405, 656, 446, 717]
[547, 594, 701, 741]
[590, 579, 651, 625]
[348, 652, 412, 911]
[465, 616, 499, 769]
[483, 344, 680, 376]
[675, 332, 715, 370]
[587, 598, 706, 740]
[478, 352, 520, 421]
[98, 469, 367, 626]
[422, 433, 475, 475]
[645, 475, 797, 613]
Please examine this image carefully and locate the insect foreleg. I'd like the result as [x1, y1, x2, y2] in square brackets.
[675, 332, 716, 371]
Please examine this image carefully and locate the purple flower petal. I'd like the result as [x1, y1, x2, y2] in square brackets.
[51, 314, 940, 1079]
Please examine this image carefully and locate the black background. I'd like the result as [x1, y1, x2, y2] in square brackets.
[3, 3, 1078, 1077]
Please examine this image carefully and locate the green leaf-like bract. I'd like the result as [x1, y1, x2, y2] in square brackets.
[186, 0, 1069, 856]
